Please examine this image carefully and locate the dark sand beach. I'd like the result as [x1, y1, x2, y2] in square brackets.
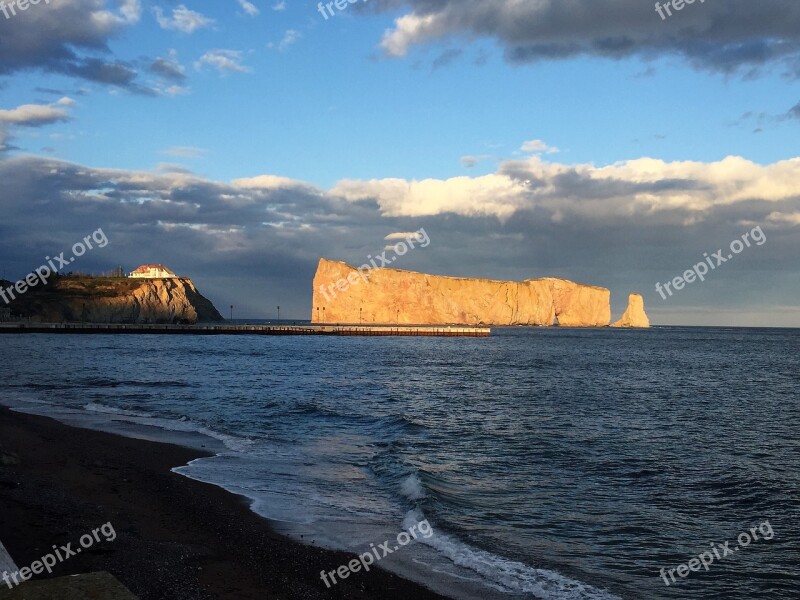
[0, 407, 448, 600]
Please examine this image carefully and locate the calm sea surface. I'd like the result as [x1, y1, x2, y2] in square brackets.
[1, 327, 797, 599]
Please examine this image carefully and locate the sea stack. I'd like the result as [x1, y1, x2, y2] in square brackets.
[611, 293, 650, 328]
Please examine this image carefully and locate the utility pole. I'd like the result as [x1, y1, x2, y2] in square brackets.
[230, 305, 233, 321]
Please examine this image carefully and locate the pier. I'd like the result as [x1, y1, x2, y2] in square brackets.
[0, 323, 491, 337]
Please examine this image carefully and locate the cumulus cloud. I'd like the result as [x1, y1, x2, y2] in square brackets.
[0, 0, 148, 92]
[332, 155, 800, 223]
[195, 50, 250, 73]
[154, 4, 214, 33]
[373, 0, 800, 77]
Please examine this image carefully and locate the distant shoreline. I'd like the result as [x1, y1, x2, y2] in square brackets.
[0, 323, 491, 337]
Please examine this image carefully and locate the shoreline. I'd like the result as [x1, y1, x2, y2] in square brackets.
[0, 406, 450, 600]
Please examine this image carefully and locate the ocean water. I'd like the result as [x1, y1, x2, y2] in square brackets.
[0, 327, 797, 599]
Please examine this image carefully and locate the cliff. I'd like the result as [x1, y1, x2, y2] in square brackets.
[611, 293, 650, 328]
[311, 259, 616, 327]
[2, 276, 223, 324]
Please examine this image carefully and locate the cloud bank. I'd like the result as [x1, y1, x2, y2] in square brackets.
[0, 150, 798, 323]
[373, 0, 800, 77]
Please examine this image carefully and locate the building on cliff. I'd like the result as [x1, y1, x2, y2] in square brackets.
[128, 264, 178, 279]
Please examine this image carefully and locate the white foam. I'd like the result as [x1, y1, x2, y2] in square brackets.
[400, 473, 427, 501]
[402, 509, 620, 600]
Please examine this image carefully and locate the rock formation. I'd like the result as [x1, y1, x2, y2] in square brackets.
[311, 259, 618, 327]
[611, 293, 650, 328]
[4, 276, 223, 324]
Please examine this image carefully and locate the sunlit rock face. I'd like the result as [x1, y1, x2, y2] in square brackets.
[7, 277, 224, 324]
[311, 259, 612, 327]
[611, 293, 651, 328]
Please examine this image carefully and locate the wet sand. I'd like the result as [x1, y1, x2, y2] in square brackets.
[0, 406, 448, 600]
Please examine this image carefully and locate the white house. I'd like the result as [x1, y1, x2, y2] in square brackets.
[128, 264, 178, 279]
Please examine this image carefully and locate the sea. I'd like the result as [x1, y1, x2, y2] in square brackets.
[0, 326, 797, 600]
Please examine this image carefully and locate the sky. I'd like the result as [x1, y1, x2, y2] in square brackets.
[0, 0, 798, 325]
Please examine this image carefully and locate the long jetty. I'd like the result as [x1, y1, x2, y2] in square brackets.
[0, 323, 490, 337]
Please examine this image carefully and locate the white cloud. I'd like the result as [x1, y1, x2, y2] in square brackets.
[237, 0, 260, 16]
[195, 50, 250, 73]
[154, 5, 214, 33]
[767, 211, 800, 226]
[330, 155, 800, 222]
[0, 103, 71, 126]
[332, 174, 529, 220]
[272, 1, 286, 10]
[381, 13, 441, 58]
[269, 29, 300, 52]
[232, 174, 317, 190]
[92, 0, 142, 27]
[520, 139, 559, 154]
[384, 232, 424, 241]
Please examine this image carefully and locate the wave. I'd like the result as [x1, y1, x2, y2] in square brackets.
[401, 509, 621, 600]
[83, 402, 153, 418]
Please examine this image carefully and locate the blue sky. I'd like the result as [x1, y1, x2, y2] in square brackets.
[1, 0, 799, 324]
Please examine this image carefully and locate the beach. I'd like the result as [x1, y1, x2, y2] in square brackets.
[0, 406, 448, 600]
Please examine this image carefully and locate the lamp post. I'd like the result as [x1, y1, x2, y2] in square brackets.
[230, 305, 233, 321]
[322, 307, 326, 323]
[316, 307, 319, 323]
[277, 306, 280, 322]
[359, 307, 362, 325]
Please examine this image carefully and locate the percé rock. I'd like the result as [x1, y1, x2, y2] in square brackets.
[311, 259, 614, 327]
[611, 293, 650, 328]
[3, 276, 223, 324]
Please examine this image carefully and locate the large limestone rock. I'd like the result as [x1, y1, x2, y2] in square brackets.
[5, 276, 223, 324]
[311, 259, 611, 327]
[611, 293, 650, 328]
